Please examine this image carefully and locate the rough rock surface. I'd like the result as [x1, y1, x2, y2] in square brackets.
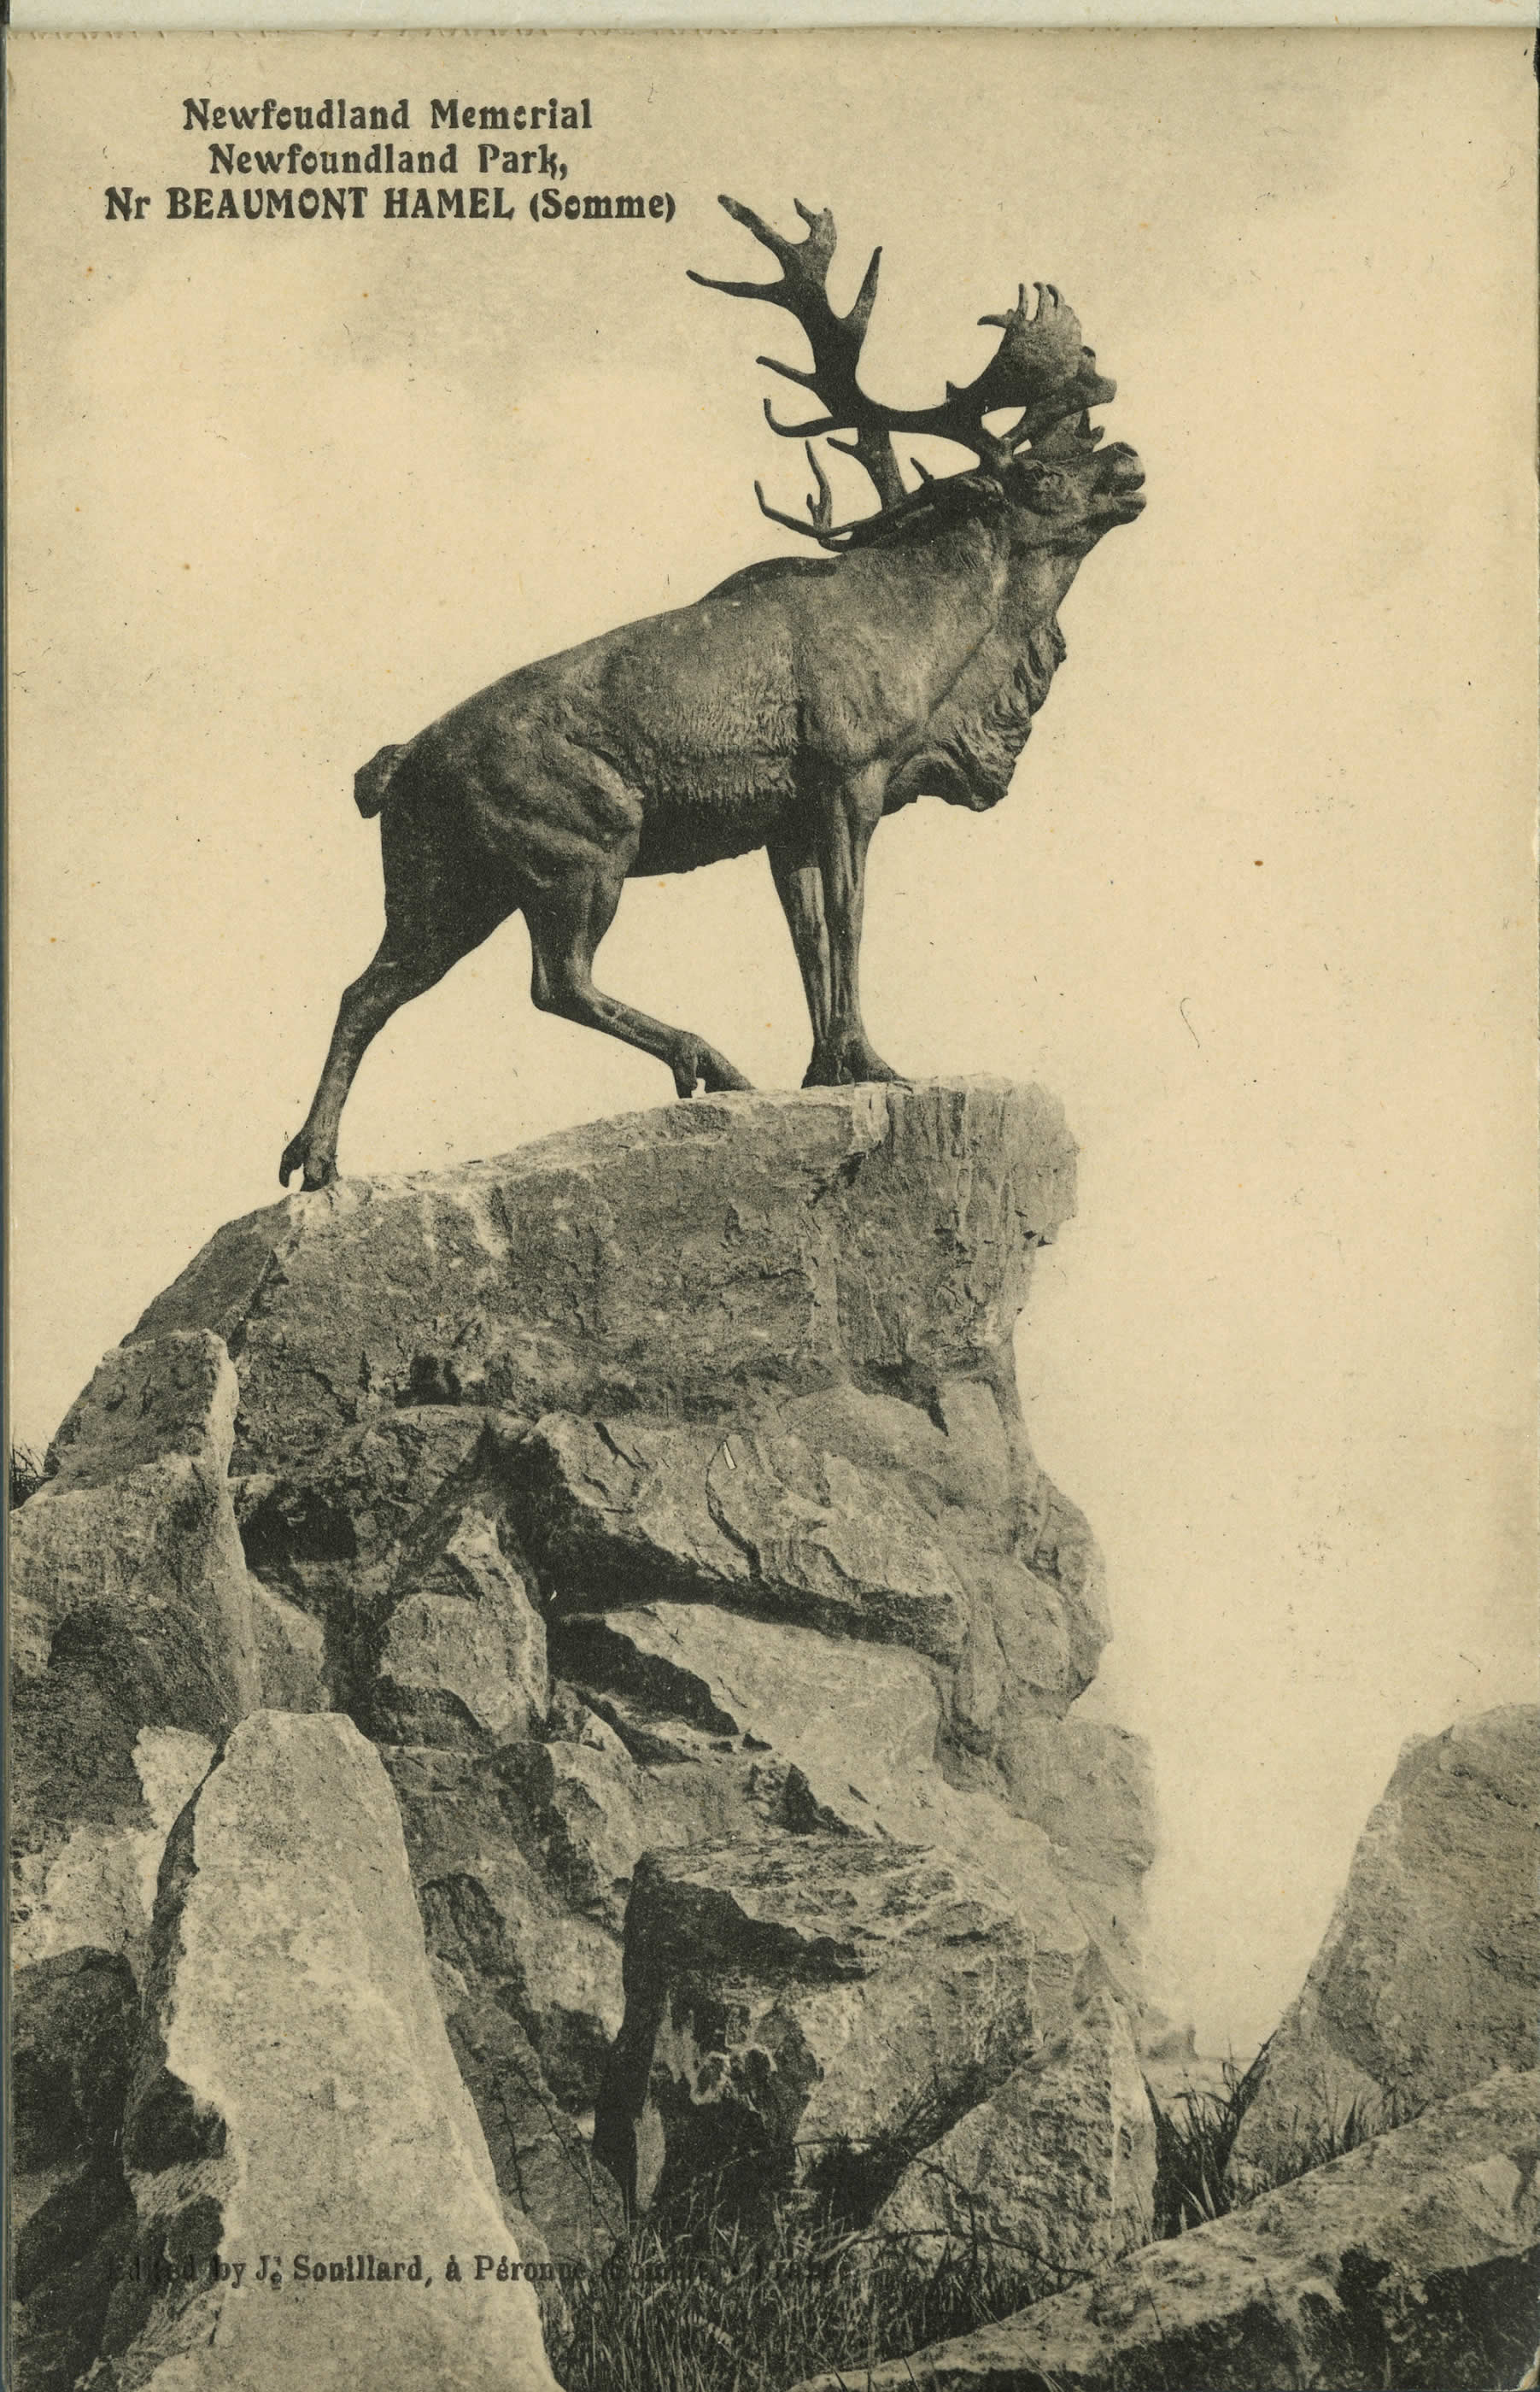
[12, 1332, 257, 1722]
[9, 1334, 313, 1980]
[872, 1991, 1157, 2278]
[367, 1470, 548, 1749]
[136, 1084, 1078, 1475]
[1229, 1704, 1540, 2197]
[791, 2070, 1540, 2392]
[10, 1949, 142, 2392]
[15, 1082, 1157, 2323]
[91, 1710, 559, 2391]
[594, 1833, 1088, 2221]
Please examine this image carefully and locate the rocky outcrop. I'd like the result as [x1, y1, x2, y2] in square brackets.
[790, 2070, 1540, 2392]
[137, 1084, 1077, 1476]
[93, 1710, 559, 2391]
[12, 1082, 1156, 2345]
[1229, 1704, 1540, 2197]
[140, 1086, 1108, 1741]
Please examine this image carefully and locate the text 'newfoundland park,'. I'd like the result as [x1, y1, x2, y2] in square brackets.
[101, 92, 676, 229]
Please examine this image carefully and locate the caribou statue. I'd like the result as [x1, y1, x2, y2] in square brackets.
[280, 196, 1145, 1191]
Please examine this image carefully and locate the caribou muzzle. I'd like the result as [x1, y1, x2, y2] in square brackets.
[1096, 442, 1146, 521]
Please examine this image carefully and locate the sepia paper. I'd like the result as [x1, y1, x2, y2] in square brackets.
[6, 25, 1537, 2388]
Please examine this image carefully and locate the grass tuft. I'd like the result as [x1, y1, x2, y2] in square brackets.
[1148, 2047, 1269, 2236]
[551, 2166, 1080, 2392]
[9, 1443, 46, 1509]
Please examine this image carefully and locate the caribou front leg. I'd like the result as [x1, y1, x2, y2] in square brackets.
[768, 838, 832, 1067]
[802, 767, 907, 1088]
[525, 852, 752, 1099]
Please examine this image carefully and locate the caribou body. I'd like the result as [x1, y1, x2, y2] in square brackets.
[280, 199, 1144, 1191]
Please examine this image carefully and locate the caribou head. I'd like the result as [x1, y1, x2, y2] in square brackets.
[688, 194, 1144, 554]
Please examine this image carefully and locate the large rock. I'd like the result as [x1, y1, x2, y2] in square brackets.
[90, 1710, 559, 2391]
[594, 1832, 1091, 2224]
[11, 1333, 257, 1728]
[9, 1725, 214, 1979]
[8, 1334, 316, 1982]
[553, 1600, 1146, 1991]
[520, 1411, 972, 1662]
[135, 1083, 1077, 1474]
[366, 1472, 548, 1750]
[1229, 1704, 1540, 2197]
[19, 1082, 1153, 2320]
[790, 2070, 1540, 2392]
[10, 1949, 142, 2392]
[872, 1990, 1156, 2277]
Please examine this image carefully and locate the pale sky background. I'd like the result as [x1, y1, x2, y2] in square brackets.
[7, 28, 1537, 2055]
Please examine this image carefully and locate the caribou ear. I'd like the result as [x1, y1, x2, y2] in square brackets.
[1023, 409, 1104, 461]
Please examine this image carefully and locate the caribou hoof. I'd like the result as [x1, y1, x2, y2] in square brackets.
[280, 1132, 337, 1192]
[672, 1041, 752, 1099]
[803, 1051, 911, 1089]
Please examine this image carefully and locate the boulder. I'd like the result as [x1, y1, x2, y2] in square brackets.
[553, 1602, 1146, 1994]
[384, 1719, 761, 2119]
[1229, 1704, 1540, 2197]
[385, 1739, 641, 2115]
[232, 1408, 499, 1704]
[594, 1833, 1089, 2225]
[366, 1477, 547, 1750]
[520, 1411, 971, 1662]
[788, 2069, 1540, 2392]
[872, 1990, 1156, 2277]
[11, 1333, 257, 1729]
[90, 1709, 559, 2391]
[10, 1723, 214, 1979]
[134, 1083, 1078, 1476]
[10, 1949, 141, 2392]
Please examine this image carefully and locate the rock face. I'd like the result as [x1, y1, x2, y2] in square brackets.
[10, 1948, 142, 2392]
[12, 1082, 1157, 2360]
[871, 1991, 1156, 2278]
[1229, 1704, 1540, 2197]
[596, 1834, 1077, 2221]
[789, 2070, 1540, 2392]
[95, 1711, 559, 2391]
[138, 1083, 1077, 1479]
[9, 1334, 258, 1979]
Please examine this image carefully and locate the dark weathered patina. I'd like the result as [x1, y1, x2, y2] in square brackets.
[281, 198, 1144, 1190]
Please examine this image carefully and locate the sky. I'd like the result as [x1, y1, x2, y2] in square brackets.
[7, 26, 1537, 2053]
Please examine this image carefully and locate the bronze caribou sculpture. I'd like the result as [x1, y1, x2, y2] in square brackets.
[280, 196, 1144, 1190]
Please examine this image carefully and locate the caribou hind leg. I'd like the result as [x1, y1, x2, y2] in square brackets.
[524, 851, 752, 1099]
[278, 921, 492, 1191]
[280, 796, 512, 1190]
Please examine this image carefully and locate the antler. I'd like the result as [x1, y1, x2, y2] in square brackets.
[898, 283, 1117, 464]
[688, 195, 906, 515]
[689, 196, 1116, 544]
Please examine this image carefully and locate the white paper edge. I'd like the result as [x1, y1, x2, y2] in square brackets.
[7, 0, 1539, 36]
